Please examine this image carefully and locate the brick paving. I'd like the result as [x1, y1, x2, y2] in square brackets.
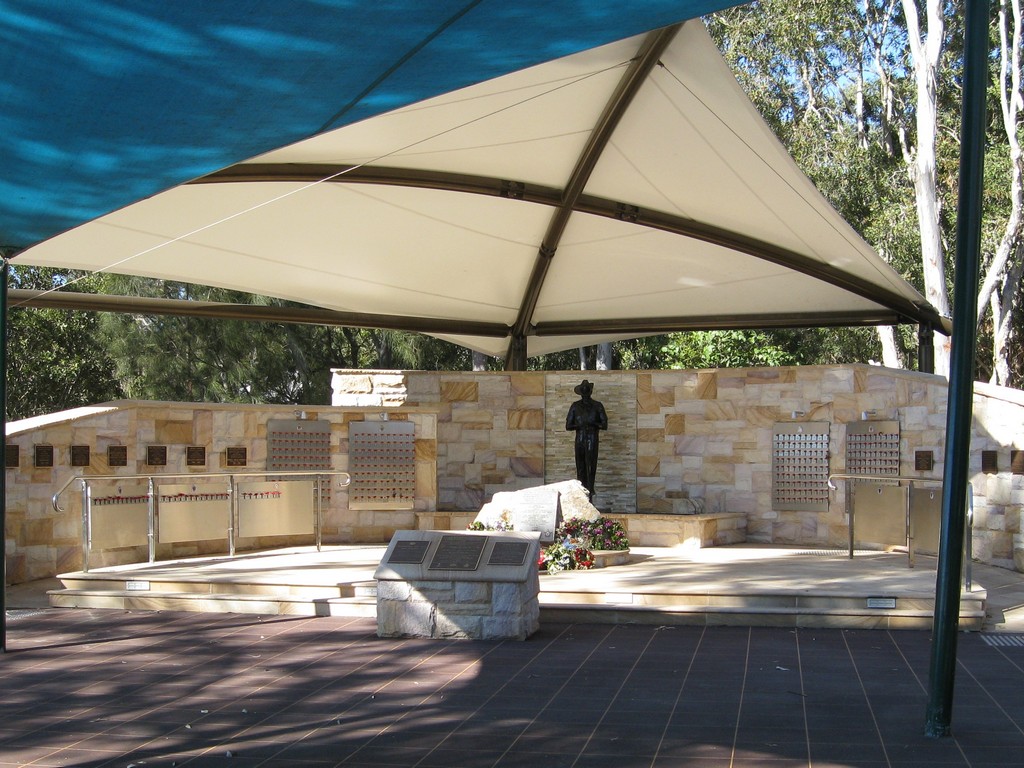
[3, 608, 1024, 767]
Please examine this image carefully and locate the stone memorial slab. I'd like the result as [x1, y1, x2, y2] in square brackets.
[375, 530, 541, 641]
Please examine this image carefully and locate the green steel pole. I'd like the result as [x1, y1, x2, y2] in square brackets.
[1, 258, 8, 653]
[924, 0, 989, 738]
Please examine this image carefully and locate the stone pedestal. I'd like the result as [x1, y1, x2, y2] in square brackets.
[374, 530, 540, 640]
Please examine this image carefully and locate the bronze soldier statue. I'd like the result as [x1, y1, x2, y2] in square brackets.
[565, 379, 608, 497]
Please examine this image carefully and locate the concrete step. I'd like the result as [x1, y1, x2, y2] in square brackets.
[49, 587, 377, 617]
[48, 576, 985, 630]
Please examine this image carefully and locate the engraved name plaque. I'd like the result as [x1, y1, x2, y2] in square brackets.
[488, 541, 530, 567]
[147, 445, 167, 466]
[388, 540, 431, 565]
[34, 444, 54, 468]
[5, 445, 19, 468]
[70, 445, 91, 467]
[108, 445, 128, 467]
[226, 446, 247, 467]
[504, 486, 560, 542]
[186, 446, 206, 467]
[429, 534, 487, 571]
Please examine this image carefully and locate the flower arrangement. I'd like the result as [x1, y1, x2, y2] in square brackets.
[467, 511, 514, 532]
[540, 538, 594, 573]
[556, 516, 628, 551]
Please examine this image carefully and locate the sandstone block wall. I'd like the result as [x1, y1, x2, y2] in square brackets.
[4, 401, 436, 583]
[334, 366, 1024, 570]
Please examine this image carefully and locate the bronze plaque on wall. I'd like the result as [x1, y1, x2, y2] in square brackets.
[982, 450, 999, 474]
[915, 450, 934, 471]
[5, 445, 19, 468]
[186, 446, 206, 467]
[1011, 449, 1024, 475]
[226, 446, 247, 467]
[71, 445, 91, 467]
[108, 445, 128, 467]
[34, 444, 54, 468]
[146, 445, 167, 466]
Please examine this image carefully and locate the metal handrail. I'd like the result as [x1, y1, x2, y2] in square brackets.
[827, 473, 973, 590]
[52, 470, 351, 513]
[53, 470, 351, 572]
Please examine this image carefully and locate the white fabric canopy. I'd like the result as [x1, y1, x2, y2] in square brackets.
[15, 20, 942, 363]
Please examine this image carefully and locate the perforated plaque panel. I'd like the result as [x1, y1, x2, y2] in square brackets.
[772, 422, 830, 512]
[349, 420, 416, 510]
[267, 419, 331, 472]
[846, 420, 900, 480]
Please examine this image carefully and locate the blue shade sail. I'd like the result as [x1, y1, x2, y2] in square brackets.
[0, 0, 740, 247]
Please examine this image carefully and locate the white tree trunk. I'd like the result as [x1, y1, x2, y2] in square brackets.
[876, 325, 902, 368]
[982, 0, 1024, 385]
[901, 0, 951, 377]
[472, 350, 487, 371]
[596, 342, 613, 370]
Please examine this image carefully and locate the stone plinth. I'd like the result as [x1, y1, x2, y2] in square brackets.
[609, 512, 747, 549]
[374, 530, 540, 640]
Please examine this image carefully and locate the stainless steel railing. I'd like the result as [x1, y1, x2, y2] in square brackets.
[827, 473, 972, 589]
[53, 471, 350, 572]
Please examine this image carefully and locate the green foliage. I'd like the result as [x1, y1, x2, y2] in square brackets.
[6, 267, 122, 420]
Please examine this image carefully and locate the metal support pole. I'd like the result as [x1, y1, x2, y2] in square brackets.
[228, 476, 237, 557]
[918, 325, 935, 374]
[1, 259, 8, 653]
[81, 481, 91, 573]
[925, 0, 989, 739]
[147, 478, 156, 563]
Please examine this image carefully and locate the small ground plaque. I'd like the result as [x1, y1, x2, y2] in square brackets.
[429, 534, 487, 571]
[108, 445, 128, 467]
[488, 541, 530, 567]
[388, 540, 430, 565]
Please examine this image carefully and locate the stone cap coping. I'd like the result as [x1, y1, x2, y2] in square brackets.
[375, 530, 541, 583]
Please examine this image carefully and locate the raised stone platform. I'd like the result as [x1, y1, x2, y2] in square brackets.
[46, 544, 988, 630]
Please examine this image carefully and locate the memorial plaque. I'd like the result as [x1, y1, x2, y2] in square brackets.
[504, 486, 561, 542]
[34, 444, 54, 468]
[388, 540, 431, 565]
[5, 445, 19, 468]
[70, 445, 91, 468]
[429, 534, 487, 571]
[107, 445, 128, 467]
[186, 446, 206, 467]
[488, 541, 530, 567]
[226, 446, 247, 467]
[915, 450, 934, 471]
[982, 450, 998, 474]
[146, 445, 167, 466]
[1012, 449, 1024, 475]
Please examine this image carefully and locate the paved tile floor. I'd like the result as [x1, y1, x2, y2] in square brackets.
[3, 607, 1024, 767]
